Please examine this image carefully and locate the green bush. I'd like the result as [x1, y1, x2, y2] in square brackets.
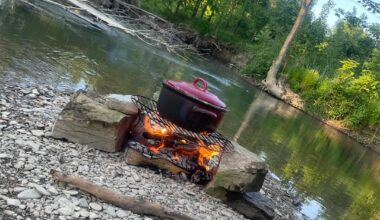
[286, 66, 320, 91]
[288, 60, 380, 128]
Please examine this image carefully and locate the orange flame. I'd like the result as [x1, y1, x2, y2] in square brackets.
[172, 154, 180, 161]
[197, 141, 220, 171]
[144, 115, 171, 137]
[143, 115, 220, 171]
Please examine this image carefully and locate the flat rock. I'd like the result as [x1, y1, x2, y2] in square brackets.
[17, 189, 42, 199]
[225, 192, 275, 220]
[105, 94, 138, 114]
[206, 141, 268, 200]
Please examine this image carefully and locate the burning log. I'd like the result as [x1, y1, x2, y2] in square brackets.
[126, 113, 223, 183]
[50, 170, 194, 220]
[125, 147, 189, 175]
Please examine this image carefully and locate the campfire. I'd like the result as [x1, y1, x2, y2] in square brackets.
[126, 96, 234, 183]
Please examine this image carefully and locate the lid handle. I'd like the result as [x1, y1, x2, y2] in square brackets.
[193, 77, 208, 92]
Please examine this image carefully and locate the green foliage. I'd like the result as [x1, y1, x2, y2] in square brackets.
[288, 60, 380, 128]
[364, 48, 380, 79]
[286, 66, 320, 91]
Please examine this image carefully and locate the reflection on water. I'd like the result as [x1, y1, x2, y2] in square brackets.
[235, 95, 380, 219]
[1, 4, 380, 220]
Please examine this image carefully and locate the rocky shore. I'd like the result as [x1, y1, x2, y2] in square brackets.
[0, 82, 302, 219]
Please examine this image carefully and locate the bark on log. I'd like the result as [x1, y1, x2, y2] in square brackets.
[50, 170, 194, 220]
[52, 92, 137, 152]
[125, 147, 188, 174]
[206, 141, 268, 200]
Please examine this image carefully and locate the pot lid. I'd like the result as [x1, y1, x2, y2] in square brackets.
[164, 77, 227, 110]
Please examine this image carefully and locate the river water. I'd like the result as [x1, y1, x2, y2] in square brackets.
[1, 3, 379, 220]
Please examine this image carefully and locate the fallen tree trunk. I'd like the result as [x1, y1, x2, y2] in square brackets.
[50, 170, 194, 220]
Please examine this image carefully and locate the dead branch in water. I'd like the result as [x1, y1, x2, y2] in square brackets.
[82, 0, 197, 57]
[50, 170, 194, 220]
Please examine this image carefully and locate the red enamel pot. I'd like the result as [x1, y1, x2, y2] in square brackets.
[157, 77, 227, 133]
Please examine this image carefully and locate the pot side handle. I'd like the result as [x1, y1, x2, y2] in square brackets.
[193, 77, 208, 92]
[191, 106, 218, 119]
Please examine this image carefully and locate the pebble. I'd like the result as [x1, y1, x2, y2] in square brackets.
[132, 172, 141, 182]
[78, 209, 90, 217]
[7, 198, 21, 207]
[32, 89, 39, 95]
[89, 202, 102, 211]
[33, 185, 51, 196]
[24, 164, 35, 171]
[13, 187, 27, 193]
[116, 210, 128, 218]
[89, 213, 99, 219]
[105, 205, 116, 217]
[0, 153, 12, 159]
[78, 198, 89, 208]
[31, 129, 44, 137]
[28, 94, 37, 99]
[14, 161, 24, 169]
[44, 206, 53, 214]
[3, 210, 16, 216]
[17, 189, 42, 199]
[58, 207, 73, 216]
[62, 190, 79, 196]
[46, 185, 59, 195]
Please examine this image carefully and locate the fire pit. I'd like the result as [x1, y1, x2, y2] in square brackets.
[126, 95, 234, 183]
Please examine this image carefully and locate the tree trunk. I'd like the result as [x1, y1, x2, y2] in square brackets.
[192, 0, 202, 18]
[174, 0, 182, 16]
[200, 4, 207, 19]
[207, 9, 214, 22]
[265, 0, 313, 99]
[224, 0, 237, 30]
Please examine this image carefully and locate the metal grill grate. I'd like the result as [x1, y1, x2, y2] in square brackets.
[131, 95, 234, 153]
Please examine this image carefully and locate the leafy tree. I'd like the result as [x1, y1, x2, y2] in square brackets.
[357, 0, 380, 14]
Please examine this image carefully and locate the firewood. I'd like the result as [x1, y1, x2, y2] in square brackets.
[50, 170, 194, 220]
[125, 147, 188, 174]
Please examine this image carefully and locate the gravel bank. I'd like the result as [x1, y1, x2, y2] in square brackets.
[0, 82, 304, 220]
[0, 83, 246, 220]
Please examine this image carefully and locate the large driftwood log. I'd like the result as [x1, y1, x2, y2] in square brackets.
[206, 141, 268, 200]
[50, 170, 194, 220]
[52, 92, 137, 152]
